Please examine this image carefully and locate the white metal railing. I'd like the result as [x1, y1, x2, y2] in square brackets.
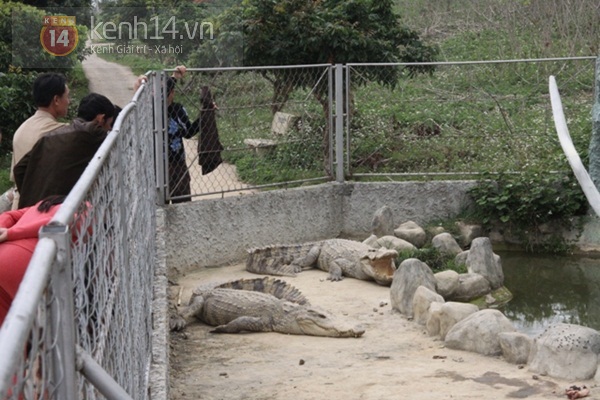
[0, 77, 156, 399]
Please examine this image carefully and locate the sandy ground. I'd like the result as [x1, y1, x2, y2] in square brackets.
[169, 263, 594, 400]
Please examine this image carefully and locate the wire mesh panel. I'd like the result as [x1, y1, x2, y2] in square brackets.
[0, 242, 61, 399]
[347, 58, 597, 178]
[161, 65, 333, 202]
[70, 82, 156, 399]
[0, 81, 156, 400]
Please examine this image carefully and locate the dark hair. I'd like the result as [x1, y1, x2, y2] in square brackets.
[33, 73, 67, 108]
[37, 195, 66, 213]
[77, 93, 115, 122]
[167, 77, 177, 95]
[111, 105, 122, 128]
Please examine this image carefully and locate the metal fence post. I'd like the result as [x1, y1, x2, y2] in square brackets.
[153, 72, 167, 206]
[334, 63, 345, 183]
[39, 223, 78, 399]
[344, 65, 351, 178]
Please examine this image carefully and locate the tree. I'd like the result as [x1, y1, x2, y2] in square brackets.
[201, 0, 438, 174]
[0, 2, 88, 157]
[21, 0, 94, 25]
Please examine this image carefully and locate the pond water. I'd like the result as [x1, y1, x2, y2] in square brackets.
[498, 250, 600, 337]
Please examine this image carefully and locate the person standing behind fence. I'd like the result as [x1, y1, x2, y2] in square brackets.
[166, 74, 201, 203]
[8, 73, 70, 211]
[13, 93, 117, 209]
[0, 195, 65, 326]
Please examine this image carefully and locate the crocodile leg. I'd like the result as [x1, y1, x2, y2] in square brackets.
[171, 294, 206, 331]
[210, 316, 270, 333]
[289, 245, 321, 272]
[326, 258, 354, 281]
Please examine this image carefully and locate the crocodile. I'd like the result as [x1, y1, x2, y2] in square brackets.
[246, 238, 399, 286]
[171, 277, 365, 337]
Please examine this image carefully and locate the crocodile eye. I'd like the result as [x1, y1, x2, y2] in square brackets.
[310, 310, 327, 319]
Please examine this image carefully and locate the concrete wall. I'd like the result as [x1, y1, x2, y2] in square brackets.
[340, 181, 477, 238]
[165, 181, 477, 276]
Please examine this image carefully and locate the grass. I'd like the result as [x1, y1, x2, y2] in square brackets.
[66, 62, 92, 120]
[347, 59, 594, 176]
[95, 51, 166, 76]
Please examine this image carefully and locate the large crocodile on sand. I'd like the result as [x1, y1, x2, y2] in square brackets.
[171, 277, 365, 337]
[246, 238, 398, 286]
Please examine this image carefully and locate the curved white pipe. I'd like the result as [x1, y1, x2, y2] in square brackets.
[549, 75, 600, 217]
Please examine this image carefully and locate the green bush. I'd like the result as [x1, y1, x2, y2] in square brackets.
[0, 70, 37, 157]
[0, 153, 12, 194]
[396, 247, 467, 274]
[468, 171, 587, 228]
[1, 2, 88, 71]
[467, 171, 588, 252]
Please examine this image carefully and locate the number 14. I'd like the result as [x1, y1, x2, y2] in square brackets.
[50, 29, 69, 47]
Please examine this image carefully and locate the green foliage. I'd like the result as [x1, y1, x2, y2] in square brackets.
[201, 0, 438, 104]
[0, 154, 12, 194]
[397, 0, 599, 59]
[396, 247, 467, 274]
[97, 2, 210, 64]
[5, 2, 89, 70]
[0, 69, 37, 157]
[95, 52, 165, 76]
[232, 130, 325, 185]
[468, 172, 587, 227]
[22, 0, 94, 26]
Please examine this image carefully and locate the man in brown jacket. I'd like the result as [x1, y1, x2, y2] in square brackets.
[13, 93, 117, 208]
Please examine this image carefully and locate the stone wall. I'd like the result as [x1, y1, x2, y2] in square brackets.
[164, 180, 478, 276]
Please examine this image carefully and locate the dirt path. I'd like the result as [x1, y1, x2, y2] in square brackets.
[81, 51, 140, 108]
[82, 53, 251, 198]
[169, 264, 590, 400]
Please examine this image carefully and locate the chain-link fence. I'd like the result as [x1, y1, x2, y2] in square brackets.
[157, 59, 597, 202]
[0, 79, 156, 399]
[157, 65, 334, 202]
[346, 57, 597, 179]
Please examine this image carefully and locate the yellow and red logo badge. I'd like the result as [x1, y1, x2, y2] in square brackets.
[40, 15, 78, 57]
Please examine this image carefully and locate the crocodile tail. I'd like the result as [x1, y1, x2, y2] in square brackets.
[215, 277, 309, 305]
[246, 243, 317, 276]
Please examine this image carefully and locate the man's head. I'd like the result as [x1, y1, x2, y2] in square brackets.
[33, 73, 70, 119]
[77, 93, 116, 132]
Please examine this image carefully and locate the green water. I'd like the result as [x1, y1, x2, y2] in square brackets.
[498, 251, 600, 337]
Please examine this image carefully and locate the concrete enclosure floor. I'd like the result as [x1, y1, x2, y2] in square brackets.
[168, 263, 585, 400]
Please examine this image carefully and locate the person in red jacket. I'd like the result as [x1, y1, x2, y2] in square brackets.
[0, 195, 65, 326]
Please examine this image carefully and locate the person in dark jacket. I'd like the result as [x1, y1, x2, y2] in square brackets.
[166, 77, 200, 203]
[13, 93, 117, 208]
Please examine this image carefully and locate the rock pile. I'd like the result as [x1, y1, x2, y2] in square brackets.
[369, 206, 600, 382]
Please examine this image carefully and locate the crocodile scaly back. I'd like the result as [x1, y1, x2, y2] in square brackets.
[215, 277, 310, 305]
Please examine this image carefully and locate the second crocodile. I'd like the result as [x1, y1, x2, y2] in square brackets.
[171, 277, 365, 337]
[246, 238, 398, 286]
